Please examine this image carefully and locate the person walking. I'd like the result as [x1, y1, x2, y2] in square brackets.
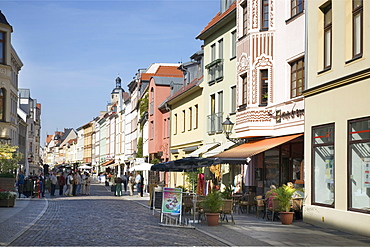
[128, 173, 135, 196]
[58, 173, 65, 196]
[122, 173, 128, 193]
[17, 171, 25, 198]
[65, 172, 73, 196]
[81, 172, 87, 195]
[72, 172, 78, 196]
[76, 171, 82, 195]
[114, 175, 123, 197]
[85, 173, 91, 195]
[50, 172, 58, 196]
[39, 172, 46, 197]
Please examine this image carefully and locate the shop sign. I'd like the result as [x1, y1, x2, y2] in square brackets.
[275, 109, 304, 123]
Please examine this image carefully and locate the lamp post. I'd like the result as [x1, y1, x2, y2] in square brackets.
[222, 116, 246, 144]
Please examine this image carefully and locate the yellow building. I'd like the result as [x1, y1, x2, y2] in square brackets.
[304, 0, 370, 236]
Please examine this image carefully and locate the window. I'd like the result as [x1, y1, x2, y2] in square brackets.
[189, 107, 192, 131]
[260, 70, 268, 105]
[261, 0, 269, 30]
[231, 30, 236, 58]
[312, 124, 335, 206]
[291, 0, 304, 17]
[150, 88, 154, 115]
[211, 43, 216, 61]
[182, 110, 186, 132]
[0, 32, 4, 64]
[231, 86, 236, 113]
[290, 57, 305, 98]
[241, 73, 247, 106]
[242, 1, 248, 35]
[218, 39, 223, 60]
[167, 117, 170, 138]
[194, 105, 198, 129]
[322, 3, 332, 69]
[352, 0, 363, 58]
[348, 117, 370, 213]
[0, 88, 5, 121]
[174, 114, 177, 135]
[150, 121, 154, 140]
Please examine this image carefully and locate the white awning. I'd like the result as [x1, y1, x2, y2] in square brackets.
[128, 162, 153, 172]
[202, 141, 236, 158]
[187, 142, 220, 157]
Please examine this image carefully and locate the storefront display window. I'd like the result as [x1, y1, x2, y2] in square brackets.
[349, 117, 370, 213]
[264, 148, 279, 191]
[312, 124, 335, 206]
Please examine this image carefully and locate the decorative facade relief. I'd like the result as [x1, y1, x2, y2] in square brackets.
[251, 0, 258, 29]
[270, 0, 274, 28]
[237, 53, 250, 73]
[251, 54, 273, 104]
[237, 109, 272, 123]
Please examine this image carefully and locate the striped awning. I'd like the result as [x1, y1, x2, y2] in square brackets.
[101, 160, 114, 167]
[187, 142, 220, 157]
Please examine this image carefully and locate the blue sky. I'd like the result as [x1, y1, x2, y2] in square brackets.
[1, 0, 219, 144]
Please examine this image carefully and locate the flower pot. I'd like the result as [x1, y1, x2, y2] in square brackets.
[0, 197, 15, 207]
[205, 213, 220, 226]
[279, 211, 294, 225]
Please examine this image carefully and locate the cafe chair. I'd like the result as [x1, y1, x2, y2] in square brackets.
[266, 198, 280, 221]
[239, 194, 256, 214]
[254, 195, 265, 219]
[182, 195, 194, 215]
[220, 199, 235, 224]
[292, 198, 303, 220]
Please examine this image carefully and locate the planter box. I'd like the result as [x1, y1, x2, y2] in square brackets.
[0, 197, 15, 207]
[0, 177, 16, 191]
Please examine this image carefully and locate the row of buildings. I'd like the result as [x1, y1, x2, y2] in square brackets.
[0, 11, 42, 176]
[43, 0, 370, 236]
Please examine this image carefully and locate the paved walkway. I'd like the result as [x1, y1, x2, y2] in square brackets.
[1, 182, 370, 246]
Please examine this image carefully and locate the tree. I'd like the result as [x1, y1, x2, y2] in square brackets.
[0, 144, 23, 176]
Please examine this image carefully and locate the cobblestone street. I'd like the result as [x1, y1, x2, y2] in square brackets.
[6, 183, 224, 246]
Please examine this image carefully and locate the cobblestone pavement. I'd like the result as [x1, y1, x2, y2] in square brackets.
[2, 181, 370, 246]
[6, 183, 225, 246]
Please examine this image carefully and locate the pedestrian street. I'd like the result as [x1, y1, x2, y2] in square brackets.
[1, 181, 224, 246]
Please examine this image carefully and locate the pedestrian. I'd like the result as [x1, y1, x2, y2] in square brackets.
[81, 172, 87, 195]
[50, 172, 58, 196]
[76, 171, 82, 195]
[65, 172, 73, 196]
[72, 172, 78, 196]
[58, 173, 65, 196]
[122, 173, 128, 193]
[17, 171, 25, 198]
[39, 172, 46, 197]
[114, 175, 123, 197]
[128, 173, 135, 196]
[135, 172, 141, 196]
[85, 173, 91, 195]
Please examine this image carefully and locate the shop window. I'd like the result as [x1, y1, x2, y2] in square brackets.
[312, 124, 335, 206]
[348, 117, 370, 213]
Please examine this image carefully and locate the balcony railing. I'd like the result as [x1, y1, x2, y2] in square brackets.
[207, 112, 223, 135]
[205, 59, 223, 85]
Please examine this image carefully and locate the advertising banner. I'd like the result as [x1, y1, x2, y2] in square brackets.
[161, 187, 183, 214]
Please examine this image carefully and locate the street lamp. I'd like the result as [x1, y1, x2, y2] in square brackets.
[222, 116, 246, 144]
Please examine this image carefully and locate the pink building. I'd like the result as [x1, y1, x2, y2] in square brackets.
[147, 65, 183, 163]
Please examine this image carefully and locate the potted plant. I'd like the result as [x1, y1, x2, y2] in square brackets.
[0, 144, 23, 191]
[0, 190, 17, 207]
[274, 184, 296, 224]
[200, 190, 223, 226]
